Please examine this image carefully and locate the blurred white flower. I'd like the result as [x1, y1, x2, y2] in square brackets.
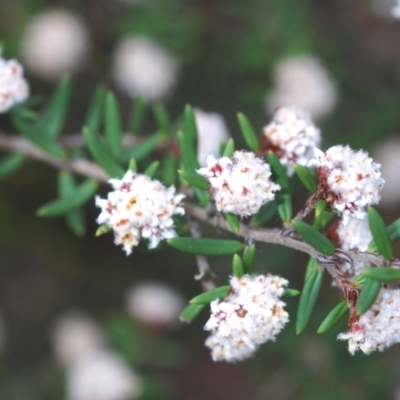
[195, 109, 230, 167]
[266, 56, 338, 120]
[51, 311, 105, 367]
[112, 36, 179, 101]
[392, 0, 400, 18]
[66, 349, 141, 400]
[0, 56, 29, 113]
[373, 136, 400, 206]
[370, 0, 398, 17]
[22, 10, 90, 80]
[125, 281, 185, 329]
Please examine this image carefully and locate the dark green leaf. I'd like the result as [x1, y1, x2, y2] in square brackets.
[180, 303, 205, 323]
[144, 161, 159, 178]
[183, 104, 198, 152]
[368, 206, 393, 260]
[232, 254, 244, 277]
[304, 258, 319, 282]
[362, 267, 400, 282]
[153, 103, 171, 136]
[190, 285, 231, 304]
[237, 112, 259, 152]
[82, 126, 125, 178]
[268, 152, 292, 222]
[296, 266, 324, 334]
[177, 130, 199, 172]
[313, 210, 334, 232]
[178, 170, 208, 191]
[122, 132, 164, 163]
[250, 201, 277, 227]
[293, 164, 318, 193]
[222, 138, 235, 157]
[168, 238, 243, 256]
[243, 244, 256, 273]
[0, 153, 25, 180]
[161, 154, 177, 186]
[356, 277, 381, 315]
[317, 300, 348, 333]
[284, 288, 301, 297]
[38, 179, 98, 217]
[387, 217, 400, 244]
[85, 85, 105, 134]
[292, 220, 335, 255]
[225, 213, 240, 234]
[104, 92, 122, 158]
[129, 97, 147, 134]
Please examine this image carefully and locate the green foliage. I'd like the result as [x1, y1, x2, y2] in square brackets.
[122, 131, 164, 163]
[368, 207, 394, 259]
[153, 103, 171, 136]
[284, 288, 301, 297]
[129, 97, 147, 134]
[243, 244, 256, 273]
[190, 285, 231, 304]
[317, 300, 348, 334]
[183, 104, 198, 152]
[293, 164, 318, 193]
[143, 161, 160, 178]
[178, 170, 208, 191]
[250, 201, 277, 227]
[85, 85, 106, 133]
[237, 112, 259, 152]
[362, 267, 400, 283]
[232, 254, 244, 277]
[104, 91, 123, 158]
[180, 303, 205, 323]
[0, 153, 25, 180]
[356, 277, 381, 315]
[224, 213, 240, 233]
[222, 138, 235, 157]
[168, 238, 243, 256]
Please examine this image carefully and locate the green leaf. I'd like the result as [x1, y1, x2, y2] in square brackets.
[128, 158, 138, 173]
[144, 161, 159, 178]
[180, 303, 205, 323]
[161, 154, 177, 186]
[243, 244, 256, 273]
[304, 258, 319, 282]
[367, 207, 394, 260]
[387, 217, 400, 244]
[293, 164, 318, 193]
[168, 238, 243, 256]
[315, 199, 327, 217]
[225, 213, 240, 234]
[268, 152, 292, 222]
[178, 170, 208, 191]
[0, 153, 25, 180]
[190, 285, 231, 304]
[292, 220, 335, 255]
[85, 85, 105, 134]
[38, 179, 98, 217]
[237, 112, 259, 152]
[313, 208, 334, 232]
[222, 138, 235, 157]
[362, 267, 400, 282]
[232, 254, 244, 277]
[317, 300, 348, 334]
[183, 104, 198, 152]
[356, 277, 381, 315]
[96, 224, 112, 237]
[122, 131, 164, 163]
[177, 130, 199, 172]
[250, 201, 277, 227]
[153, 103, 171, 136]
[58, 171, 85, 236]
[82, 126, 125, 178]
[296, 266, 324, 334]
[129, 97, 147, 134]
[35, 76, 71, 138]
[104, 92, 122, 158]
[284, 288, 301, 297]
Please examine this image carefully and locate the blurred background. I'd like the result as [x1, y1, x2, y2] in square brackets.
[1, 0, 400, 399]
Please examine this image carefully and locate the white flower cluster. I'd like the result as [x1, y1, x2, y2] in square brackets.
[309, 145, 384, 224]
[338, 288, 400, 355]
[0, 57, 29, 113]
[197, 151, 280, 217]
[22, 10, 89, 80]
[96, 171, 185, 255]
[204, 274, 289, 362]
[195, 109, 230, 167]
[266, 56, 338, 120]
[112, 36, 179, 101]
[262, 105, 321, 176]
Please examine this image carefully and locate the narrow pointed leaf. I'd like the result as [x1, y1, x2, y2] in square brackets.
[129, 97, 147, 134]
[161, 154, 176, 186]
[369, 217, 400, 252]
[168, 238, 243, 256]
[250, 201, 277, 226]
[237, 112, 259, 152]
[190, 285, 231, 304]
[38, 179, 98, 217]
[243, 244, 256, 273]
[368, 207, 394, 259]
[128, 158, 138, 172]
[293, 164, 318, 193]
[284, 288, 301, 297]
[122, 131, 164, 163]
[222, 138, 235, 157]
[183, 104, 198, 152]
[96, 224, 112, 237]
[313, 210, 334, 232]
[0, 153, 25, 180]
[356, 277, 381, 315]
[268, 152, 292, 222]
[225, 213, 240, 233]
[144, 161, 159, 178]
[304, 258, 319, 282]
[180, 303, 205, 323]
[153, 103, 171, 136]
[315, 199, 327, 217]
[85, 85, 105, 133]
[104, 92, 122, 158]
[232, 254, 244, 277]
[82, 126, 124, 178]
[177, 130, 199, 172]
[178, 170, 208, 191]
[292, 220, 335, 255]
[296, 267, 324, 334]
[362, 267, 400, 282]
[317, 300, 348, 333]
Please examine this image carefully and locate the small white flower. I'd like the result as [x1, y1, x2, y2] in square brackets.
[309, 145, 384, 224]
[0, 56, 29, 113]
[112, 36, 179, 101]
[197, 151, 280, 217]
[66, 349, 142, 400]
[392, 0, 400, 18]
[96, 171, 185, 255]
[338, 288, 400, 354]
[22, 10, 90, 80]
[195, 109, 230, 167]
[125, 281, 185, 329]
[266, 56, 338, 120]
[262, 105, 321, 176]
[204, 274, 289, 362]
[51, 311, 105, 368]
